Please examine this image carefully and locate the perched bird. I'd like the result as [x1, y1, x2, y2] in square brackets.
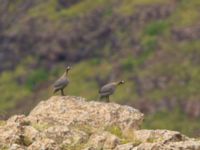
[99, 80, 125, 102]
[53, 66, 71, 96]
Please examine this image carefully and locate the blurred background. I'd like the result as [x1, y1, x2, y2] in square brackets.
[0, 0, 200, 137]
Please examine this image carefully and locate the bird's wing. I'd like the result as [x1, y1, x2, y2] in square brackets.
[53, 77, 68, 88]
[99, 83, 115, 94]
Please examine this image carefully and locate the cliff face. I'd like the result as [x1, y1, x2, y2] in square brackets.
[0, 96, 199, 150]
[1, 0, 200, 137]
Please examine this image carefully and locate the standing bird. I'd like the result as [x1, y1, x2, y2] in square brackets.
[99, 80, 125, 102]
[53, 66, 71, 96]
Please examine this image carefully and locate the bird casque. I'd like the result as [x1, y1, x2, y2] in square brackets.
[99, 80, 125, 102]
[53, 66, 71, 96]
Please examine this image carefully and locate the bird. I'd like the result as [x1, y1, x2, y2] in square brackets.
[99, 80, 125, 102]
[53, 66, 71, 96]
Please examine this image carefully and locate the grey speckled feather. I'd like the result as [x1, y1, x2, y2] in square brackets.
[99, 82, 118, 97]
[53, 73, 69, 91]
[99, 80, 124, 102]
[53, 66, 71, 96]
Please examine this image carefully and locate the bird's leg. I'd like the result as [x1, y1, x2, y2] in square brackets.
[61, 89, 65, 96]
[106, 96, 110, 102]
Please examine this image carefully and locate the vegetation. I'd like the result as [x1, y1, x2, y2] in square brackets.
[105, 125, 142, 146]
[143, 108, 200, 137]
[0, 120, 6, 126]
[105, 126, 123, 138]
[0, 0, 200, 137]
[32, 122, 51, 131]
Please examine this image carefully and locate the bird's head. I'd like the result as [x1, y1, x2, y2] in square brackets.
[66, 66, 71, 73]
[118, 80, 125, 85]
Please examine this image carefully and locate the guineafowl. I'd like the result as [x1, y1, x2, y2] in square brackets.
[53, 66, 71, 96]
[99, 80, 125, 102]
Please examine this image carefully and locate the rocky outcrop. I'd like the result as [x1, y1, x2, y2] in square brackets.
[172, 25, 200, 41]
[0, 96, 199, 150]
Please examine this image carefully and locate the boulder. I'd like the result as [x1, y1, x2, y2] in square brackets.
[28, 96, 144, 131]
[0, 96, 199, 150]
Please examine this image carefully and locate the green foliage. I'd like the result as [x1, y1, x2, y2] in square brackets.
[105, 125, 123, 138]
[105, 125, 142, 146]
[89, 58, 101, 66]
[121, 57, 135, 71]
[141, 36, 157, 52]
[120, 37, 157, 73]
[133, 36, 157, 67]
[169, 0, 200, 27]
[0, 70, 31, 111]
[58, 0, 110, 18]
[25, 68, 48, 90]
[144, 21, 168, 36]
[29, 0, 111, 20]
[143, 109, 200, 137]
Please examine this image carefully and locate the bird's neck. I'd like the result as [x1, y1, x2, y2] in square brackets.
[117, 81, 122, 85]
[63, 71, 68, 76]
[113, 82, 119, 86]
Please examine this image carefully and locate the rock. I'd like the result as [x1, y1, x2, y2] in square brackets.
[172, 25, 200, 41]
[133, 140, 200, 150]
[7, 115, 30, 126]
[165, 140, 200, 150]
[0, 96, 199, 150]
[28, 138, 59, 150]
[10, 144, 25, 150]
[25, 126, 38, 139]
[29, 96, 144, 131]
[132, 142, 164, 150]
[44, 125, 89, 146]
[114, 143, 134, 150]
[133, 129, 188, 143]
[87, 131, 120, 149]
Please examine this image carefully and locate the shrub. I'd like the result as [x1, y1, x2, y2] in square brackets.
[144, 21, 168, 36]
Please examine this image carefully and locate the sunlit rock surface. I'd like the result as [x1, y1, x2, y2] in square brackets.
[0, 96, 199, 150]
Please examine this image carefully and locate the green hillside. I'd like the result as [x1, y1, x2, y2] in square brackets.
[0, 0, 200, 137]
